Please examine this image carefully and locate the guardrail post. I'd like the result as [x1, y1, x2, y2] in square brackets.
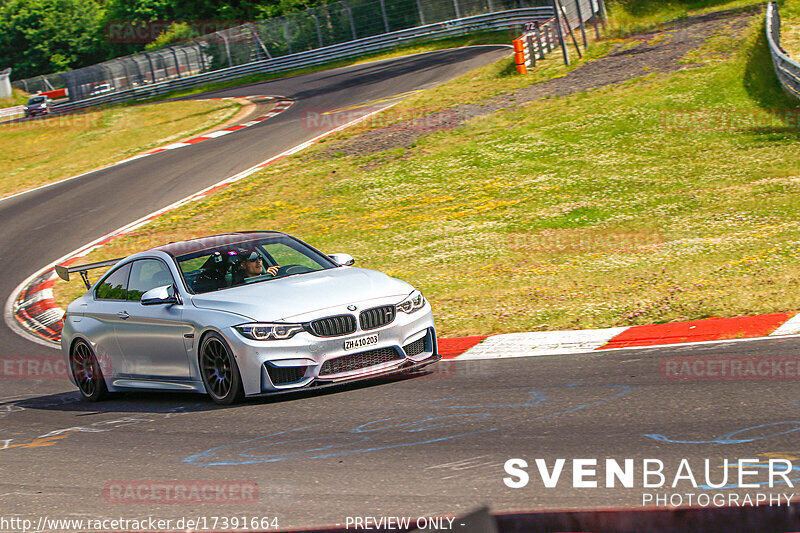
[526, 33, 537, 67]
[551, 0, 570, 65]
[534, 21, 545, 58]
[545, 23, 553, 53]
[574, 0, 588, 49]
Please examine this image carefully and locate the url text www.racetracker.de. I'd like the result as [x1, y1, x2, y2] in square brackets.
[503, 458, 800, 507]
[0, 516, 280, 533]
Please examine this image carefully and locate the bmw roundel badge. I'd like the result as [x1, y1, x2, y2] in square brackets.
[347, 305, 357, 311]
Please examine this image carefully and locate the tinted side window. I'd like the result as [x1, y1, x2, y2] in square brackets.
[127, 259, 175, 302]
[95, 263, 131, 300]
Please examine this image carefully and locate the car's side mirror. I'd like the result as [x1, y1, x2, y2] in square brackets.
[328, 253, 355, 266]
[141, 285, 179, 305]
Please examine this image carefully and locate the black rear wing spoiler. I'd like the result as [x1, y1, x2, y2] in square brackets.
[55, 258, 124, 289]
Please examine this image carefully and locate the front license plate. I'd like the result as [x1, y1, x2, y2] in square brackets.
[344, 334, 379, 351]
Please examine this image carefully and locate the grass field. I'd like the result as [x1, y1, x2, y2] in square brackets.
[0, 99, 241, 198]
[53, 2, 800, 337]
[0, 88, 31, 108]
[779, 0, 800, 56]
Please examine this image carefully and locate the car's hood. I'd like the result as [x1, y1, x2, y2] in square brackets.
[189, 266, 413, 321]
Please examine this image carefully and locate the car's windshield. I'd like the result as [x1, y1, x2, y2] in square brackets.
[27, 96, 45, 104]
[174, 235, 337, 294]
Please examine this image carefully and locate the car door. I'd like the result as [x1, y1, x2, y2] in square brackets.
[85, 262, 132, 377]
[114, 258, 194, 380]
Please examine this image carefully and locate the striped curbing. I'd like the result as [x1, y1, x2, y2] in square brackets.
[440, 311, 800, 360]
[119, 96, 294, 163]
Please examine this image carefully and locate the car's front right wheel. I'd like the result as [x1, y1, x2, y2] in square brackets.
[199, 332, 245, 405]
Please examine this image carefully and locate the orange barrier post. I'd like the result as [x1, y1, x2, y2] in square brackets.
[513, 38, 527, 74]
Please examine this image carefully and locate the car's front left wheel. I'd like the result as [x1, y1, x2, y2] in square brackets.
[200, 332, 245, 405]
[69, 339, 109, 402]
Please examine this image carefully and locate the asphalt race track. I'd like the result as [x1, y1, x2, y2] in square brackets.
[3, 46, 800, 530]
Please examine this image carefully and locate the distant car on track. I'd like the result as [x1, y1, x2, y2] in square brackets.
[24, 95, 50, 117]
[58, 232, 439, 404]
[89, 83, 114, 96]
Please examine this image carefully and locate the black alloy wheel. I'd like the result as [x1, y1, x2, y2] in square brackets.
[200, 332, 245, 405]
[69, 340, 109, 401]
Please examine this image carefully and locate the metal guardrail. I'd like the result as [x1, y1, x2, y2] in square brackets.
[513, 18, 559, 73]
[0, 105, 25, 119]
[51, 7, 553, 114]
[766, 2, 800, 99]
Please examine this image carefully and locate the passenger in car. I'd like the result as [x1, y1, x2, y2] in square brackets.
[192, 251, 230, 292]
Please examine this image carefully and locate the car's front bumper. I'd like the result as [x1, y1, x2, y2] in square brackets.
[221, 304, 438, 396]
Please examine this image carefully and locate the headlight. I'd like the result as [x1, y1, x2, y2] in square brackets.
[397, 290, 426, 314]
[235, 322, 304, 341]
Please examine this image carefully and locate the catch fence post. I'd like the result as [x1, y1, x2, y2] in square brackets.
[588, 0, 601, 39]
[574, 0, 588, 49]
[551, 0, 570, 65]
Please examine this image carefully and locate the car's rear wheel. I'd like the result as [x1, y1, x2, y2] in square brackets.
[200, 333, 244, 405]
[69, 340, 109, 402]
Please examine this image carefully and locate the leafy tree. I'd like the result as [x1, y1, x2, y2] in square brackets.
[0, 0, 106, 78]
[144, 21, 197, 50]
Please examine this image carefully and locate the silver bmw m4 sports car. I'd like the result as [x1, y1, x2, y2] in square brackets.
[58, 232, 439, 404]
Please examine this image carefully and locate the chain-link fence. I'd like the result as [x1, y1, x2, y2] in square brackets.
[766, 2, 800, 100]
[12, 0, 554, 101]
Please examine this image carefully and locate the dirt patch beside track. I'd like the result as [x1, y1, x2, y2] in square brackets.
[327, 8, 757, 157]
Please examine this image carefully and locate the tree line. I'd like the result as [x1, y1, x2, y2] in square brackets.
[0, 0, 323, 79]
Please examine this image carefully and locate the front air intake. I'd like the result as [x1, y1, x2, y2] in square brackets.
[319, 348, 403, 376]
[309, 314, 357, 337]
[359, 305, 396, 330]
